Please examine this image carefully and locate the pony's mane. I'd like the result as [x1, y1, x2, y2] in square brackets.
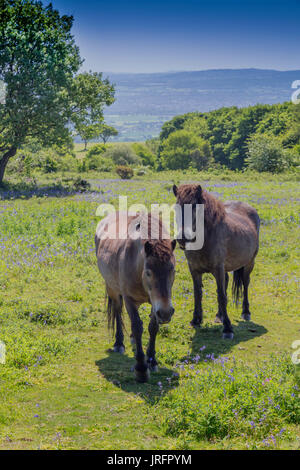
[141, 213, 173, 262]
[176, 184, 225, 227]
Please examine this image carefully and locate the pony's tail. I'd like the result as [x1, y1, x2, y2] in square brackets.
[105, 291, 124, 333]
[232, 267, 244, 305]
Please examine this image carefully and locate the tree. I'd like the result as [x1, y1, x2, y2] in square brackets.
[132, 142, 156, 167]
[190, 139, 212, 170]
[246, 134, 290, 173]
[0, 0, 82, 183]
[98, 124, 118, 144]
[77, 124, 101, 151]
[103, 143, 140, 166]
[160, 130, 209, 170]
[70, 72, 115, 150]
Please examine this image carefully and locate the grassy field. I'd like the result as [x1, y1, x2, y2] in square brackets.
[0, 169, 299, 450]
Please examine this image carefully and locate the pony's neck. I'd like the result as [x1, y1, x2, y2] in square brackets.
[202, 190, 225, 228]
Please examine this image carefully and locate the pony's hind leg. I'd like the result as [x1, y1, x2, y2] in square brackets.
[112, 296, 125, 354]
[190, 271, 203, 327]
[215, 272, 229, 323]
[241, 263, 254, 321]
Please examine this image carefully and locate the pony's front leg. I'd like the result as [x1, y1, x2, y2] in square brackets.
[214, 266, 234, 339]
[190, 270, 203, 327]
[146, 312, 159, 372]
[124, 296, 149, 382]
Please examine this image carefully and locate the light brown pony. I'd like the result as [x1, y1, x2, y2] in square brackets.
[95, 211, 176, 382]
[173, 184, 260, 339]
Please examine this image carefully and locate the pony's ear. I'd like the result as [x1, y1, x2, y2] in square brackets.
[171, 239, 176, 251]
[196, 185, 202, 203]
[173, 184, 178, 197]
[144, 241, 153, 257]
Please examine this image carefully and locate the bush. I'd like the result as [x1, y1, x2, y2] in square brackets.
[190, 139, 213, 170]
[44, 155, 58, 173]
[158, 354, 300, 443]
[246, 134, 291, 173]
[160, 130, 211, 170]
[86, 143, 106, 158]
[73, 178, 91, 192]
[85, 152, 114, 172]
[116, 165, 134, 179]
[132, 143, 156, 167]
[103, 143, 140, 166]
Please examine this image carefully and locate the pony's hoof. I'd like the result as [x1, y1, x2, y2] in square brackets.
[223, 331, 234, 340]
[113, 345, 125, 354]
[214, 315, 223, 324]
[147, 360, 158, 372]
[241, 313, 251, 321]
[190, 319, 201, 328]
[135, 367, 150, 383]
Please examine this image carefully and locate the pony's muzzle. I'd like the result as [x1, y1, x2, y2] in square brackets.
[155, 307, 175, 324]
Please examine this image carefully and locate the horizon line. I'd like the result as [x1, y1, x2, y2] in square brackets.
[94, 67, 300, 76]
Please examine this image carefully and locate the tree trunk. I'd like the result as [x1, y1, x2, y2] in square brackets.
[84, 140, 87, 151]
[0, 147, 17, 184]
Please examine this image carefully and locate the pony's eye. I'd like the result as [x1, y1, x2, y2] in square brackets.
[146, 270, 151, 277]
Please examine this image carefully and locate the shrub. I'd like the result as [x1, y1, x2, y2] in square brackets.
[44, 155, 58, 173]
[57, 154, 78, 172]
[157, 354, 300, 443]
[246, 134, 291, 173]
[103, 143, 140, 166]
[160, 130, 211, 170]
[190, 139, 213, 170]
[73, 177, 91, 192]
[86, 143, 106, 158]
[116, 165, 134, 179]
[132, 143, 156, 167]
[88, 156, 114, 172]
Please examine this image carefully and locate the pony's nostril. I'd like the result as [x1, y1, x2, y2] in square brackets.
[156, 310, 161, 319]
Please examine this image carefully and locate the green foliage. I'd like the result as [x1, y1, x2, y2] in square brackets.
[86, 144, 106, 158]
[116, 165, 134, 179]
[76, 123, 102, 150]
[132, 143, 156, 167]
[70, 72, 115, 144]
[87, 155, 114, 172]
[0, 0, 82, 181]
[246, 134, 291, 173]
[159, 103, 299, 170]
[73, 177, 91, 192]
[190, 139, 212, 170]
[103, 143, 140, 166]
[97, 124, 118, 144]
[158, 355, 299, 441]
[160, 130, 211, 170]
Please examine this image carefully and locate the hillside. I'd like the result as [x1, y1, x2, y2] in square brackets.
[101, 69, 300, 141]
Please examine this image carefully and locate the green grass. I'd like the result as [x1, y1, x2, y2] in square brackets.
[0, 170, 299, 449]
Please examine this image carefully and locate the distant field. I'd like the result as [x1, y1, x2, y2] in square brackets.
[0, 170, 299, 449]
[99, 69, 300, 141]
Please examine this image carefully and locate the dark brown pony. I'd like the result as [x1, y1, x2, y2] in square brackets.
[173, 184, 260, 339]
[95, 211, 176, 382]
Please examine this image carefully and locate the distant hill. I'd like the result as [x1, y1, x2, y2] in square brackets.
[99, 69, 300, 142]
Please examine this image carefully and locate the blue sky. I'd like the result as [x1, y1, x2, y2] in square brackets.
[47, 0, 300, 73]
